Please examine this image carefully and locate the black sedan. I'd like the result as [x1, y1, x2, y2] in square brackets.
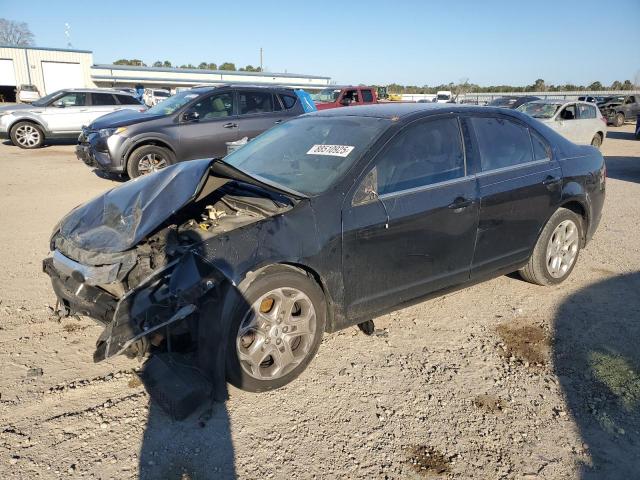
[44, 103, 605, 397]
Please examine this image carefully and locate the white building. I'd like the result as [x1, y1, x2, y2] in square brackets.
[0, 45, 331, 102]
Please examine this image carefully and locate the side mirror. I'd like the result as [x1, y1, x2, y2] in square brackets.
[182, 110, 200, 122]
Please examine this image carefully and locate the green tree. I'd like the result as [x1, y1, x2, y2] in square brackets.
[219, 62, 236, 71]
[180, 64, 196, 69]
[621, 80, 634, 90]
[610, 81, 623, 90]
[113, 59, 146, 66]
[163, 60, 172, 68]
[153, 61, 163, 67]
[588, 81, 603, 90]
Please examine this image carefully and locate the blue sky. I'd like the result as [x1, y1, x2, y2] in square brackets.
[2, 0, 639, 86]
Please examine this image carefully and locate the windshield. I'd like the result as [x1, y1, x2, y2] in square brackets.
[146, 91, 197, 115]
[224, 116, 391, 195]
[154, 91, 170, 97]
[32, 90, 64, 106]
[437, 94, 451, 100]
[516, 102, 561, 119]
[312, 88, 341, 102]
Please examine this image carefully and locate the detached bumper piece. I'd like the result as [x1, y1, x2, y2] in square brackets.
[43, 257, 116, 325]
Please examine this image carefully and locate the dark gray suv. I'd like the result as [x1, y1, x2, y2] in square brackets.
[76, 85, 305, 177]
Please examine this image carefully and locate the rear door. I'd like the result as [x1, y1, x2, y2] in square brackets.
[468, 115, 562, 278]
[360, 88, 375, 104]
[576, 103, 599, 144]
[177, 91, 240, 159]
[236, 90, 285, 140]
[342, 115, 479, 319]
[88, 92, 121, 125]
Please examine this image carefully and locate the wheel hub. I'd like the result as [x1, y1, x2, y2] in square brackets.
[545, 219, 579, 278]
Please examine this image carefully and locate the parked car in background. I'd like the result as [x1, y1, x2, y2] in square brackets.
[143, 88, 171, 107]
[76, 85, 305, 178]
[16, 84, 40, 103]
[599, 95, 640, 127]
[434, 90, 453, 103]
[577, 95, 606, 104]
[0, 89, 145, 149]
[517, 100, 607, 147]
[45, 103, 605, 394]
[486, 95, 540, 109]
[313, 86, 378, 110]
[636, 115, 640, 140]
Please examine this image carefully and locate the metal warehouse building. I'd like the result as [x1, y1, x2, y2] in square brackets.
[0, 45, 331, 102]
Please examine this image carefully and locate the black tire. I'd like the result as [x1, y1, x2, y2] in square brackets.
[519, 208, 583, 286]
[126, 144, 175, 178]
[10, 121, 44, 149]
[226, 266, 326, 392]
[614, 112, 625, 127]
[591, 133, 602, 149]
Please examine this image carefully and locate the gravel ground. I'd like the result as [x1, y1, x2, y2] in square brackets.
[0, 126, 639, 479]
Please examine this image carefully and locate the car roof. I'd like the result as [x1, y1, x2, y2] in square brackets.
[309, 102, 523, 119]
[527, 99, 595, 106]
[61, 88, 136, 96]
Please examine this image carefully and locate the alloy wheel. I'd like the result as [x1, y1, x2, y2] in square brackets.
[545, 219, 579, 278]
[137, 153, 167, 175]
[14, 124, 41, 147]
[236, 287, 316, 380]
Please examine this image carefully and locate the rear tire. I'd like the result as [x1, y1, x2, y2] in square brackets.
[591, 133, 602, 149]
[520, 208, 583, 286]
[614, 112, 625, 127]
[126, 144, 175, 178]
[10, 121, 44, 149]
[226, 266, 326, 392]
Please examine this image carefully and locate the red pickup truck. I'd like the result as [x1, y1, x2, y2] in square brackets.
[313, 86, 378, 110]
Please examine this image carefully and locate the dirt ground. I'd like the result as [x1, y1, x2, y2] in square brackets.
[0, 125, 639, 479]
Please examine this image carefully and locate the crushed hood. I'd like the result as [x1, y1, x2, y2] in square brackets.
[89, 109, 162, 129]
[58, 159, 214, 253]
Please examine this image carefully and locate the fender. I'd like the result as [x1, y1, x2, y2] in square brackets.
[121, 133, 177, 163]
[8, 114, 50, 135]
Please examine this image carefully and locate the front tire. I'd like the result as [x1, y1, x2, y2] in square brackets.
[126, 144, 175, 178]
[520, 208, 583, 286]
[10, 121, 44, 149]
[614, 112, 625, 127]
[591, 133, 602, 149]
[226, 266, 326, 392]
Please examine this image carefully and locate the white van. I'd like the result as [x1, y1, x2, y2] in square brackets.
[435, 91, 453, 103]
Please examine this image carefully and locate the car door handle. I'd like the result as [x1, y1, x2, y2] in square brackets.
[542, 176, 562, 188]
[223, 123, 238, 129]
[447, 197, 473, 210]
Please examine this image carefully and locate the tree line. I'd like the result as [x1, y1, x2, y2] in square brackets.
[384, 78, 638, 95]
[112, 59, 262, 72]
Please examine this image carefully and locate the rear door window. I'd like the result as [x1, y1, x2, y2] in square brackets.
[471, 116, 534, 171]
[116, 94, 141, 105]
[361, 89, 374, 103]
[239, 91, 274, 115]
[92, 93, 117, 106]
[376, 117, 465, 195]
[531, 131, 551, 161]
[577, 104, 596, 119]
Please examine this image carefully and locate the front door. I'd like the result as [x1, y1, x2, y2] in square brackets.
[468, 115, 562, 278]
[42, 91, 91, 133]
[342, 116, 479, 320]
[178, 91, 240, 159]
[553, 103, 578, 142]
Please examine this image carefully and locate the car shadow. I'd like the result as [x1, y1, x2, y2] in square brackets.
[139, 400, 236, 479]
[553, 272, 640, 479]
[604, 156, 640, 184]
[92, 168, 128, 182]
[605, 131, 637, 141]
[2, 139, 77, 148]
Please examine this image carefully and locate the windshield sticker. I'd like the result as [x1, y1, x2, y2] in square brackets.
[307, 144, 355, 157]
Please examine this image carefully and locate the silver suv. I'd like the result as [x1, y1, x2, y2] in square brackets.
[0, 88, 145, 149]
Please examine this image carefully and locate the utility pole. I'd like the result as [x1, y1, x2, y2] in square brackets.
[260, 48, 263, 72]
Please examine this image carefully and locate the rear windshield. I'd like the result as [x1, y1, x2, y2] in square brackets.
[487, 97, 517, 107]
[224, 116, 390, 195]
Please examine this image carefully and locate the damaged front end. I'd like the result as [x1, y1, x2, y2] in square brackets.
[43, 158, 297, 365]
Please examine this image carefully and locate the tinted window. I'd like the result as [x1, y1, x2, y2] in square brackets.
[192, 93, 233, 119]
[280, 94, 296, 109]
[239, 91, 273, 115]
[361, 89, 374, 103]
[53, 92, 87, 107]
[577, 104, 596, 119]
[92, 93, 117, 106]
[471, 117, 533, 171]
[531, 131, 551, 161]
[273, 94, 283, 111]
[376, 118, 465, 195]
[117, 94, 141, 105]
